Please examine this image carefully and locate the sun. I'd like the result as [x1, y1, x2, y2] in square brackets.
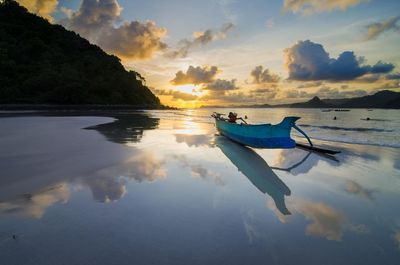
[158, 84, 209, 108]
[176, 84, 198, 95]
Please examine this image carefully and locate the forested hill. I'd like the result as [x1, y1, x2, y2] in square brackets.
[0, 0, 161, 107]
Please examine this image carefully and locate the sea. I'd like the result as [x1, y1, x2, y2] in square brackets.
[149, 108, 400, 148]
[0, 108, 399, 265]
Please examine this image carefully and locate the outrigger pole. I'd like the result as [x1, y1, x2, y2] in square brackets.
[293, 124, 341, 155]
[293, 124, 313, 147]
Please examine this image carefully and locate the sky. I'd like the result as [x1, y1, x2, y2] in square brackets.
[17, 0, 400, 107]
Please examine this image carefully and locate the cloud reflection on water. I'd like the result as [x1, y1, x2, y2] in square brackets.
[345, 180, 374, 200]
[175, 134, 213, 147]
[0, 184, 69, 219]
[267, 197, 346, 241]
[171, 154, 223, 185]
[268, 196, 373, 242]
[81, 151, 167, 203]
[394, 231, 400, 249]
[295, 199, 346, 241]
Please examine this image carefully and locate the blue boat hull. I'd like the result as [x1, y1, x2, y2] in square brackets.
[215, 116, 299, 148]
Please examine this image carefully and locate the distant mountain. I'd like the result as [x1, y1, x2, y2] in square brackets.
[200, 90, 400, 109]
[320, 98, 351, 106]
[0, 0, 162, 107]
[290, 96, 335, 108]
[386, 97, 400, 109]
[338, 90, 400, 108]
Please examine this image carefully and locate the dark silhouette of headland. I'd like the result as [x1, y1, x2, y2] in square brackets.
[0, 0, 164, 109]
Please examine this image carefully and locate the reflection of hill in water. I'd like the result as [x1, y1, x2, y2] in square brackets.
[0, 110, 160, 145]
[84, 112, 159, 144]
[0, 111, 161, 218]
[216, 136, 291, 215]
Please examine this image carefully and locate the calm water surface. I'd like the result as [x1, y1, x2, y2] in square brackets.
[0, 109, 399, 265]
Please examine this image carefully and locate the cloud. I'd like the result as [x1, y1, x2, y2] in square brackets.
[61, 0, 167, 60]
[370, 61, 396, 74]
[250, 87, 277, 94]
[285, 86, 368, 99]
[365, 16, 400, 40]
[284, 40, 394, 81]
[386, 73, 400, 80]
[284, 89, 309, 98]
[97, 21, 167, 59]
[16, 0, 58, 22]
[357, 74, 382, 83]
[166, 23, 234, 58]
[60, 6, 73, 18]
[248, 86, 279, 101]
[318, 86, 368, 98]
[199, 84, 279, 103]
[219, 23, 235, 37]
[61, 0, 121, 40]
[374, 80, 400, 90]
[202, 79, 238, 91]
[154, 89, 198, 101]
[297, 81, 323, 88]
[341, 89, 368, 97]
[250, 66, 281, 83]
[200, 91, 256, 103]
[283, 0, 366, 15]
[170, 65, 219, 85]
[169, 65, 241, 102]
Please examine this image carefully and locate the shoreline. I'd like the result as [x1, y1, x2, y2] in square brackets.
[199, 106, 399, 110]
[0, 104, 177, 111]
[1, 105, 397, 111]
[1, 108, 398, 149]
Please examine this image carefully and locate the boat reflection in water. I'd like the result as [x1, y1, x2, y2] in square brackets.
[215, 136, 292, 215]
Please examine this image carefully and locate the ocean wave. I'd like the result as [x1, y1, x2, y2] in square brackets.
[359, 118, 391, 121]
[293, 135, 400, 148]
[298, 124, 393, 132]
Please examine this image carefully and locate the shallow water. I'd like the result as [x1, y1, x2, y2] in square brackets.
[0, 110, 399, 265]
[149, 108, 400, 147]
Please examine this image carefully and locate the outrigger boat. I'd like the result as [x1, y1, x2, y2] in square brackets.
[211, 112, 340, 155]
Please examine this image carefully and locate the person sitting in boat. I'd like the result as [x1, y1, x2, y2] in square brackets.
[228, 112, 238, 123]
